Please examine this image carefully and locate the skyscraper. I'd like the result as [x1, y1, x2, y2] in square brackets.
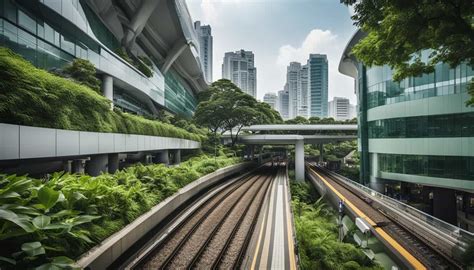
[194, 21, 213, 82]
[222, 50, 257, 97]
[328, 97, 351, 120]
[263, 92, 278, 110]
[287, 62, 301, 119]
[308, 54, 328, 117]
[299, 64, 309, 117]
[278, 89, 289, 120]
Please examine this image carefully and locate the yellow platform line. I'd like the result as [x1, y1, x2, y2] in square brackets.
[309, 167, 426, 270]
[283, 170, 297, 270]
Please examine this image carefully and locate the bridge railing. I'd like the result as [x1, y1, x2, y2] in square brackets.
[321, 167, 474, 245]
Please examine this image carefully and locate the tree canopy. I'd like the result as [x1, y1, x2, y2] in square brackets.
[342, 0, 474, 105]
[194, 79, 282, 145]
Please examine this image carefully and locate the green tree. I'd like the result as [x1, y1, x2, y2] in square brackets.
[342, 0, 474, 105]
[285, 116, 309, 124]
[194, 79, 281, 146]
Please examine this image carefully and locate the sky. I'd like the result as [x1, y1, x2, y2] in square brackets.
[186, 0, 358, 104]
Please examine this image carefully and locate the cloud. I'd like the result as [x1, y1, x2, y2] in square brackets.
[277, 29, 338, 67]
[200, 0, 218, 25]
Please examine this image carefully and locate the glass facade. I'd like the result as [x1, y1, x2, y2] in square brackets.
[368, 112, 474, 138]
[366, 63, 474, 109]
[379, 154, 474, 181]
[165, 69, 198, 118]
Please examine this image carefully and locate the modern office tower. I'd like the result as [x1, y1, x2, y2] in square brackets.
[222, 50, 257, 98]
[308, 54, 329, 117]
[194, 21, 213, 82]
[340, 30, 474, 229]
[349, 104, 357, 119]
[278, 89, 290, 120]
[287, 62, 301, 119]
[328, 97, 351, 120]
[263, 92, 278, 110]
[0, 0, 208, 118]
[299, 64, 310, 117]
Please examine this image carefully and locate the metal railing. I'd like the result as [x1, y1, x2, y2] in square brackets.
[316, 165, 474, 246]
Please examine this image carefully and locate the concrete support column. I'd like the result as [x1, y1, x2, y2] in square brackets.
[319, 143, 324, 163]
[108, 153, 119, 174]
[62, 160, 72, 173]
[250, 145, 255, 160]
[295, 139, 305, 181]
[174, 149, 181, 164]
[141, 154, 153, 164]
[71, 159, 86, 174]
[156, 150, 169, 165]
[432, 187, 457, 225]
[86, 154, 108, 176]
[101, 75, 114, 108]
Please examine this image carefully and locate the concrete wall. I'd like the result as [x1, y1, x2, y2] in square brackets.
[75, 162, 254, 269]
[0, 123, 200, 160]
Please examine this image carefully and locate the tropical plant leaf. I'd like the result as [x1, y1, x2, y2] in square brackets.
[32, 215, 51, 229]
[0, 209, 35, 232]
[21, 241, 45, 257]
[38, 186, 60, 211]
[67, 215, 100, 226]
[0, 256, 16, 265]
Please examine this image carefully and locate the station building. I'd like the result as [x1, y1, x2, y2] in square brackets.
[339, 30, 474, 230]
[0, 0, 209, 118]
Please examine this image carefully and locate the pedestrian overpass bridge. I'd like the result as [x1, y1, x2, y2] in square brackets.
[228, 124, 358, 181]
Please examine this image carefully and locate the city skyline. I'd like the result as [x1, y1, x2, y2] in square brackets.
[186, 0, 357, 104]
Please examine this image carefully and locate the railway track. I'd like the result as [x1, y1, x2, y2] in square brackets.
[133, 164, 279, 269]
[310, 165, 461, 270]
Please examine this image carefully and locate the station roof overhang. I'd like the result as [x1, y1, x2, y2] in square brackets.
[237, 135, 357, 145]
[338, 29, 366, 79]
[87, 0, 209, 94]
[242, 124, 358, 132]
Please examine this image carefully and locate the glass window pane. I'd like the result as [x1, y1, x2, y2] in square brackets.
[18, 10, 36, 33]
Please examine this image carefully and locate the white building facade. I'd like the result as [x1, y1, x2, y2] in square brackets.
[263, 92, 278, 110]
[222, 50, 257, 97]
[328, 97, 351, 120]
[194, 21, 213, 83]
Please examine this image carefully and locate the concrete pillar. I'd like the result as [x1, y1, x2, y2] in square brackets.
[295, 140, 305, 181]
[155, 150, 169, 165]
[174, 149, 181, 164]
[71, 159, 86, 174]
[108, 153, 119, 173]
[86, 154, 108, 176]
[250, 145, 255, 160]
[141, 154, 153, 164]
[432, 187, 457, 225]
[319, 143, 324, 163]
[101, 74, 114, 108]
[62, 160, 72, 173]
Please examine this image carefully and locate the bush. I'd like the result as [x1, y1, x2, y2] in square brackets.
[0, 47, 202, 142]
[290, 178, 382, 270]
[0, 155, 240, 269]
[63, 58, 101, 93]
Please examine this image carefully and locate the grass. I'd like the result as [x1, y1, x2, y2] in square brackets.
[290, 176, 382, 270]
[0, 47, 202, 142]
[0, 155, 240, 269]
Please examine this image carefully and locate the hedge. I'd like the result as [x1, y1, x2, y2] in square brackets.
[0, 155, 240, 269]
[0, 47, 202, 142]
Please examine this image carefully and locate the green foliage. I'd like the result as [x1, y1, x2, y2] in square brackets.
[342, 0, 474, 105]
[0, 47, 201, 141]
[62, 59, 101, 93]
[290, 180, 381, 270]
[0, 155, 240, 269]
[115, 48, 153, 78]
[194, 79, 282, 146]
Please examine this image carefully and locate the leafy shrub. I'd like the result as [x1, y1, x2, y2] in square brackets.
[0, 155, 240, 269]
[0, 47, 202, 142]
[290, 178, 382, 270]
[63, 59, 101, 93]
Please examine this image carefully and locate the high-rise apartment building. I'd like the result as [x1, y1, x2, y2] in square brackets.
[328, 97, 351, 120]
[222, 50, 257, 97]
[286, 62, 309, 119]
[263, 92, 278, 110]
[278, 89, 289, 120]
[194, 21, 213, 82]
[308, 54, 328, 117]
[287, 62, 301, 119]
